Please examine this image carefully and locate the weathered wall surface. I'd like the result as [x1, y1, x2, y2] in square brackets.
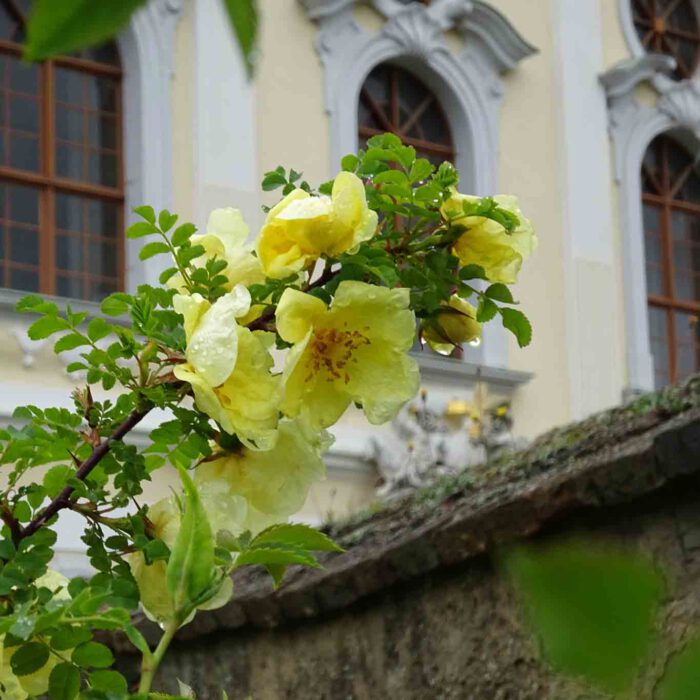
[112, 383, 700, 699]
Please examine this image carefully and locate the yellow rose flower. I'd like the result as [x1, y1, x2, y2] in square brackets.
[257, 172, 378, 279]
[173, 287, 281, 449]
[442, 192, 537, 284]
[276, 281, 419, 430]
[421, 296, 481, 356]
[196, 419, 330, 533]
[128, 495, 236, 625]
[1, 570, 70, 699]
[169, 207, 265, 292]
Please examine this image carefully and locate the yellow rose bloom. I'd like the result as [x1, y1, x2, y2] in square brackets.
[173, 287, 281, 449]
[169, 207, 265, 292]
[257, 172, 378, 279]
[276, 281, 419, 430]
[128, 495, 236, 625]
[196, 419, 330, 533]
[442, 192, 537, 284]
[1, 570, 70, 699]
[422, 296, 481, 355]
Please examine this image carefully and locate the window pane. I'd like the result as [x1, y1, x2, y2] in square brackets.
[9, 267, 37, 291]
[55, 105, 84, 143]
[86, 76, 117, 112]
[9, 59, 38, 96]
[88, 114, 117, 149]
[87, 278, 117, 300]
[56, 142, 84, 180]
[8, 184, 39, 225]
[9, 133, 39, 171]
[674, 310, 700, 381]
[88, 240, 117, 277]
[88, 152, 117, 187]
[55, 68, 84, 105]
[648, 306, 671, 388]
[56, 235, 83, 272]
[56, 193, 84, 233]
[56, 274, 82, 299]
[87, 200, 118, 238]
[9, 95, 39, 132]
[10, 227, 37, 265]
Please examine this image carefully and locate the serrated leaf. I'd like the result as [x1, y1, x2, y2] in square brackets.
[476, 297, 498, 323]
[166, 467, 216, 617]
[139, 241, 171, 261]
[459, 264, 488, 281]
[503, 540, 663, 693]
[159, 209, 178, 232]
[54, 333, 89, 353]
[101, 294, 130, 317]
[133, 205, 155, 224]
[341, 154, 358, 172]
[234, 544, 320, 569]
[127, 221, 159, 239]
[252, 524, 343, 553]
[172, 223, 197, 247]
[48, 661, 81, 700]
[28, 315, 70, 340]
[485, 283, 515, 304]
[43, 465, 73, 499]
[89, 669, 127, 695]
[124, 624, 150, 656]
[501, 307, 532, 347]
[87, 318, 111, 342]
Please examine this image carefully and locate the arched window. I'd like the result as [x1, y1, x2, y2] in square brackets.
[0, 0, 123, 301]
[642, 133, 700, 386]
[632, 0, 700, 80]
[358, 63, 454, 165]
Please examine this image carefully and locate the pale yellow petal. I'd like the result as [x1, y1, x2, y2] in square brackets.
[174, 365, 235, 435]
[173, 293, 210, 341]
[186, 288, 249, 386]
[207, 207, 250, 252]
[275, 288, 328, 343]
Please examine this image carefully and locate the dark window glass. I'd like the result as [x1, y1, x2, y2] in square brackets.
[0, 0, 123, 301]
[643, 133, 700, 386]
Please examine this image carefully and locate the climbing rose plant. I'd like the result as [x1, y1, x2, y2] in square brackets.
[0, 133, 536, 698]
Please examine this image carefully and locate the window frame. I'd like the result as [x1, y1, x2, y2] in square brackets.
[0, 24, 125, 300]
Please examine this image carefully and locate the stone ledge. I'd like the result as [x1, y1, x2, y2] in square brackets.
[110, 377, 700, 650]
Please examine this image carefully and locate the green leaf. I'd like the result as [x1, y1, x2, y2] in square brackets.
[500, 307, 532, 347]
[24, 0, 147, 62]
[11, 641, 49, 676]
[101, 294, 131, 317]
[124, 624, 150, 656]
[171, 223, 197, 247]
[49, 626, 91, 651]
[87, 318, 111, 342]
[657, 635, 700, 700]
[234, 544, 320, 569]
[341, 154, 358, 172]
[261, 171, 287, 191]
[89, 669, 128, 695]
[54, 333, 89, 353]
[476, 297, 498, 323]
[48, 662, 80, 700]
[139, 241, 171, 261]
[459, 264, 488, 281]
[127, 221, 159, 239]
[166, 466, 216, 616]
[28, 315, 70, 340]
[252, 524, 343, 553]
[158, 209, 178, 233]
[71, 641, 114, 669]
[159, 267, 180, 285]
[133, 205, 156, 224]
[408, 158, 434, 183]
[485, 283, 515, 304]
[222, 0, 258, 78]
[503, 540, 663, 693]
[43, 465, 73, 499]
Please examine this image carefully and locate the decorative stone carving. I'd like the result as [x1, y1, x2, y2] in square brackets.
[658, 82, 700, 138]
[11, 325, 46, 369]
[366, 389, 525, 497]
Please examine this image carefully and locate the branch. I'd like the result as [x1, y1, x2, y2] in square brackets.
[17, 405, 152, 543]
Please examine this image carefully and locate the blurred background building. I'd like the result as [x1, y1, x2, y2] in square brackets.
[0, 0, 698, 566]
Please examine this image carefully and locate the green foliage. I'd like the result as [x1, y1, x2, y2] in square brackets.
[23, 0, 148, 62]
[166, 468, 216, 619]
[503, 540, 664, 694]
[221, 0, 258, 78]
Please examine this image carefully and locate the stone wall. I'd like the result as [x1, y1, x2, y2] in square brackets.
[116, 383, 700, 699]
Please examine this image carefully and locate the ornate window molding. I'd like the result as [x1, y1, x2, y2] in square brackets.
[299, 0, 535, 370]
[601, 20, 700, 392]
[118, 0, 184, 289]
[618, 0, 700, 91]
